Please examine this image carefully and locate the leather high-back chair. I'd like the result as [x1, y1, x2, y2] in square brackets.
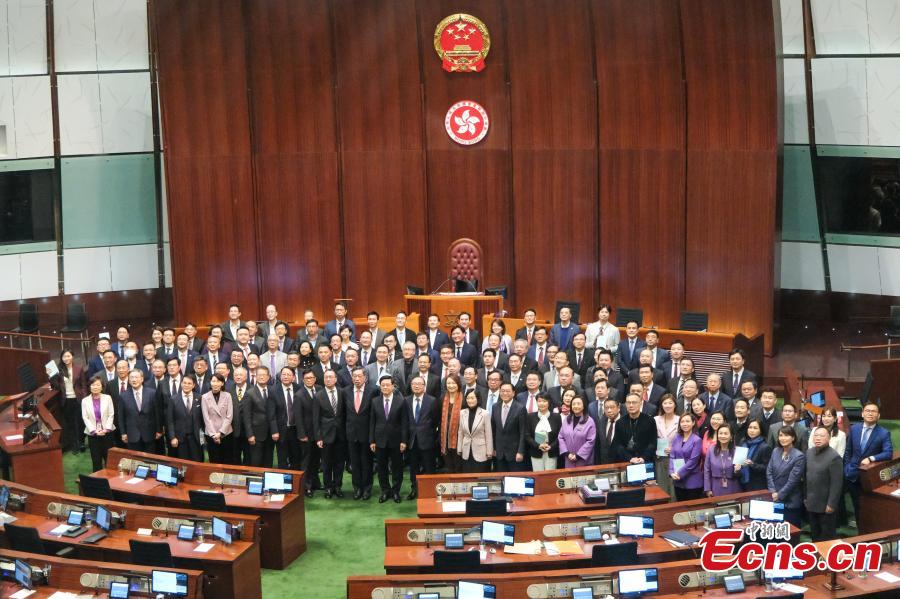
[448, 238, 483, 289]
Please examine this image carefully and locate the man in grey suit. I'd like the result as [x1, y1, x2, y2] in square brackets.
[365, 346, 393, 388]
[118, 369, 162, 453]
[363, 311, 387, 348]
[390, 342, 418, 394]
[766, 402, 809, 450]
[700, 373, 733, 420]
[491, 383, 526, 471]
[260, 335, 287, 378]
[543, 352, 582, 391]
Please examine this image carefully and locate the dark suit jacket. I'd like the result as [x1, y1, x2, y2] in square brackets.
[343, 384, 376, 443]
[268, 383, 304, 439]
[311, 361, 342, 387]
[515, 326, 538, 345]
[389, 327, 418, 346]
[407, 393, 439, 451]
[223, 381, 250, 438]
[165, 391, 202, 444]
[524, 411, 561, 458]
[646, 347, 669, 369]
[549, 323, 577, 351]
[190, 373, 212, 397]
[241, 385, 271, 440]
[369, 393, 409, 448]
[324, 319, 356, 341]
[595, 414, 621, 464]
[426, 329, 450, 352]
[566, 348, 595, 380]
[451, 343, 479, 369]
[410, 371, 441, 399]
[219, 321, 247, 343]
[659, 360, 682, 385]
[646, 383, 665, 410]
[700, 392, 734, 420]
[546, 385, 583, 409]
[525, 344, 551, 368]
[613, 412, 656, 463]
[462, 328, 481, 350]
[155, 345, 177, 362]
[615, 338, 647, 372]
[628, 366, 665, 387]
[666, 375, 698, 397]
[294, 385, 320, 440]
[507, 371, 528, 395]
[118, 385, 161, 443]
[491, 400, 526, 460]
[721, 369, 758, 398]
[313, 387, 346, 444]
[476, 367, 509, 388]
[844, 423, 894, 482]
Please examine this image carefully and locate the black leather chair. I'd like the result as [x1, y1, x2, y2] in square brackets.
[129, 539, 174, 567]
[605, 487, 646, 508]
[591, 541, 638, 566]
[5, 523, 73, 557]
[465, 499, 507, 517]
[433, 549, 481, 573]
[12, 303, 40, 348]
[189, 489, 227, 512]
[79, 474, 113, 500]
[616, 307, 643, 327]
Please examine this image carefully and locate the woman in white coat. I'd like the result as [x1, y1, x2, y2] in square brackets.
[81, 374, 116, 471]
[457, 391, 493, 473]
[202, 373, 234, 464]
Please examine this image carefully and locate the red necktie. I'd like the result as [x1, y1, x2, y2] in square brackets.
[537, 347, 544, 367]
[642, 387, 648, 403]
[355, 388, 362, 413]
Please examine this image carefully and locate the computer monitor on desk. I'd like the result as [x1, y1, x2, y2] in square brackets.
[457, 581, 496, 599]
[23, 420, 41, 444]
[624, 463, 654, 485]
[618, 568, 659, 597]
[481, 520, 514, 546]
[14, 559, 31, 589]
[212, 516, 233, 545]
[151, 570, 188, 597]
[95, 505, 111, 531]
[617, 515, 654, 538]
[263, 472, 293, 493]
[156, 464, 178, 486]
[502, 476, 534, 497]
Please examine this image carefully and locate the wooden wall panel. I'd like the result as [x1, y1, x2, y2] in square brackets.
[417, 1, 514, 297]
[594, 0, 686, 329]
[680, 0, 778, 351]
[508, 0, 598, 320]
[333, 0, 427, 315]
[153, 0, 259, 325]
[246, 0, 343, 321]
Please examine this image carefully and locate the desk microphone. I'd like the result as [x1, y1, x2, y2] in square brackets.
[430, 272, 454, 295]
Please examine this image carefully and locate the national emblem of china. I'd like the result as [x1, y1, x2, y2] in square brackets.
[445, 101, 489, 145]
[434, 14, 490, 72]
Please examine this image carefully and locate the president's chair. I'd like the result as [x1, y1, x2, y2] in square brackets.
[449, 238, 483, 291]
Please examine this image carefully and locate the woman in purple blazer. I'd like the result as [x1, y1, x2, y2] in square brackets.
[669, 412, 704, 501]
[704, 425, 740, 497]
[558, 396, 596, 468]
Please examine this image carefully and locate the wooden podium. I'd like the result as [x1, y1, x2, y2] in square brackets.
[404, 294, 503, 335]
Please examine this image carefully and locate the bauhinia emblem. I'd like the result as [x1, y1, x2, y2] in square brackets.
[445, 101, 489, 145]
[434, 14, 490, 73]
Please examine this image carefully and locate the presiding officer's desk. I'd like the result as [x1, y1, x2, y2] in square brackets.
[416, 464, 669, 518]
[0, 548, 204, 599]
[0, 386, 65, 492]
[89, 447, 305, 569]
[857, 452, 900, 534]
[387, 490, 777, 573]
[0, 480, 261, 599]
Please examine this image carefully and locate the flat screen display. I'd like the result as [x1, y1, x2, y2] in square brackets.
[134, 465, 150, 479]
[109, 581, 130, 599]
[572, 589, 593, 599]
[714, 513, 732, 529]
[151, 571, 188, 596]
[763, 568, 803, 580]
[617, 515, 654, 538]
[625, 463, 655, 484]
[95, 506, 111, 532]
[67, 510, 84, 526]
[444, 533, 464, 549]
[582, 525, 602, 542]
[457, 581, 497, 599]
[247, 480, 263, 495]
[14, 559, 31, 589]
[212, 516, 232, 544]
[263, 472, 293, 492]
[156, 464, 178, 486]
[723, 575, 745, 593]
[502, 476, 535, 496]
[618, 568, 659, 595]
[809, 390, 826, 408]
[481, 520, 515, 546]
[472, 486, 489, 500]
[417, 595, 439, 599]
[749, 499, 785, 522]
[177, 524, 195, 541]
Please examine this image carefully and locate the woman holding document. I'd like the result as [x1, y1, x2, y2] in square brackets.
[669, 412, 704, 500]
[525, 393, 562, 471]
[654, 394, 678, 497]
[558, 396, 596, 468]
[736, 419, 771, 491]
[704, 425, 740, 497]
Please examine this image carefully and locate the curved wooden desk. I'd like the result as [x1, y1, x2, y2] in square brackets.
[0, 548, 203, 599]
[90, 447, 305, 569]
[0, 480, 261, 599]
[0, 385, 64, 492]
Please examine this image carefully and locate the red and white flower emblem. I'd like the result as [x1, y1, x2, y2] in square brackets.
[445, 100, 489, 145]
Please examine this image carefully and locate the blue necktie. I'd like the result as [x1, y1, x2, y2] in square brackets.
[861, 427, 871, 450]
[415, 398, 421, 423]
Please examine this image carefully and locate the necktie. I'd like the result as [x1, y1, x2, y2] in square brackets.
[330, 390, 337, 413]
[537, 347, 544, 367]
[184, 394, 191, 410]
[606, 420, 614, 444]
[528, 394, 535, 413]
[502, 402, 509, 427]
[120, 380, 126, 393]
[415, 398, 421, 423]
[355, 388, 362, 413]
[629, 339, 635, 359]
[676, 378, 683, 397]
[384, 398, 391, 418]
[237, 387, 243, 402]
[135, 390, 142, 411]
[286, 388, 294, 426]
[527, 329, 533, 344]
[708, 395, 716, 412]
[262, 386, 267, 400]
[456, 346, 461, 359]
[733, 373, 739, 392]
[180, 355, 186, 374]
[270, 353, 276, 373]
[362, 350, 368, 365]
[642, 387, 648, 403]
[489, 393, 497, 412]
[171, 379, 177, 397]
[600, 325, 605, 336]
[210, 353, 217, 367]
[379, 366, 385, 378]
[442, 366, 447, 379]
[118, 346, 123, 358]
[576, 352, 582, 368]
[861, 426, 871, 449]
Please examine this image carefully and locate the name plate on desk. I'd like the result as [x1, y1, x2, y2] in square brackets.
[371, 585, 455, 599]
[556, 472, 620, 490]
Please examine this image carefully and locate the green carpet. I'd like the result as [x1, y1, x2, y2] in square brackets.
[62, 452, 416, 598]
[60, 419, 900, 598]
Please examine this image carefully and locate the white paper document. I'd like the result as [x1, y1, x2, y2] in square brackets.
[50, 524, 70, 535]
[10, 589, 35, 599]
[194, 542, 215, 553]
[45, 360, 60, 378]
[269, 494, 285, 502]
[441, 501, 466, 513]
[732, 446, 749, 465]
[4, 435, 23, 441]
[137, 528, 153, 536]
[125, 477, 143, 485]
[875, 571, 900, 583]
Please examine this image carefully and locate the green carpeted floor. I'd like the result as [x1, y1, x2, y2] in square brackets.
[59, 417, 900, 598]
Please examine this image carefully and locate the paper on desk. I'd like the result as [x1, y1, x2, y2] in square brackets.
[504, 540, 542, 555]
[4, 435, 23, 441]
[775, 583, 808, 594]
[604, 537, 620, 545]
[441, 501, 466, 513]
[194, 542, 214, 553]
[10, 589, 35, 599]
[270, 494, 285, 502]
[125, 477, 143, 485]
[875, 571, 900, 583]
[47, 592, 79, 599]
[549, 540, 584, 555]
[50, 523, 70, 535]
[732, 446, 749, 465]
[890, 488, 900, 497]
[137, 528, 153, 536]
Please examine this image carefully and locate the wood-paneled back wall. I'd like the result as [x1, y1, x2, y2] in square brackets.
[153, 0, 780, 350]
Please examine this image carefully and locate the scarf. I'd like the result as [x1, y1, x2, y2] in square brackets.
[740, 436, 766, 485]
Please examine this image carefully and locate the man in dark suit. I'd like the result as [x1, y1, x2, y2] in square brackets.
[525, 327, 551, 370]
[369, 374, 409, 503]
[491, 383, 526, 471]
[268, 366, 304, 473]
[412, 354, 441, 398]
[424, 314, 450, 352]
[722, 349, 758, 398]
[589, 349, 625, 399]
[311, 345, 342, 387]
[637, 366, 665, 412]
[173, 333, 196, 375]
[592, 395, 621, 464]
[461, 367, 487, 407]
[294, 369, 321, 495]
[627, 349, 665, 386]
[549, 306, 578, 352]
[118, 369, 162, 453]
[390, 341, 418, 394]
[324, 300, 356, 341]
[700, 373, 733, 420]
[190, 356, 212, 397]
[344, 367, 375, 499]
[514, 308, 539, 345]
[566, 332, 594, 381]
[406, 376, 438, 500]
[137, 343, 157, 377]
[457, 312, 481, 349]
[225, 366, 252, 465]
[506, 354, 528, 395]
[219, 304, 246, 343]
[476, 349, 509, 387]
[666, 357, 697, 398]
[615, 321, 646, 373]
[200, 336, 228, 372]
[752, 388, 781, 437]
[643, 330, 669, 369]
[87, 338, 112, 379]
[155, 328, 177, 362]
[415, 332, 440, 365]
[449, 326, 479, 368]
[546, 367, 583, 408]
[314, 370, 346, 498]
[659, 340, 686, 385]
[389, 311, 417, 348]
[109, 326, 130, 359]
[516, 372, 544, 413]
[512, 339, 540, 373]
[165, 376, 203, 461]
[614, 392, 657, 464]
[233, 326, 261, 359]
[844, 402, 894, 522]
[242, 366, 273, 467]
